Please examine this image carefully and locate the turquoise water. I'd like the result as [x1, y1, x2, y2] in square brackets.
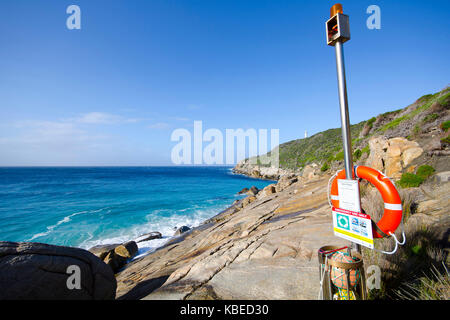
[0, 167, 272, 255]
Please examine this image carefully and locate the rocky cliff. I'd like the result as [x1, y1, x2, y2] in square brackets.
[233, 86, 450, 181]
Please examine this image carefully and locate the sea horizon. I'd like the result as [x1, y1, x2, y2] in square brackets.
[0, 166, 272, 259]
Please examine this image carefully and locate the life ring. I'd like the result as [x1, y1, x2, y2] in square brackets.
[330, 166, 402, 239]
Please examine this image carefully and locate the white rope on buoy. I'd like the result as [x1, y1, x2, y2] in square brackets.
[327, 171, 339, 208]
[318, 255, 328, 300]
[372, 220, 406, 255]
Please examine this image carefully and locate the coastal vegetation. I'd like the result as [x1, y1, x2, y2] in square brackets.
[252, 87, 449, 172]
[396, 165, 436, 189]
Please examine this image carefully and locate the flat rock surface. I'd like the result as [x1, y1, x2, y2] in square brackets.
[116, 177, 347, 300]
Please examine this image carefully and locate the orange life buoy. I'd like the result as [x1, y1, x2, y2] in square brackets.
[330, 166, 402, 239]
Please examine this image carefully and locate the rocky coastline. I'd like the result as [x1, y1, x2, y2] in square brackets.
[0, 131, 449, 299]
[1, 85, 449, 299]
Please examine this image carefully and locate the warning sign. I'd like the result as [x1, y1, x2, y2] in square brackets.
[337, 179, 361, 212]
[332, 207, 374, 249]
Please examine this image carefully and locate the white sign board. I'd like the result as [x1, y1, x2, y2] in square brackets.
[332, 207, 374, 249]
[337, 179, 361, 212]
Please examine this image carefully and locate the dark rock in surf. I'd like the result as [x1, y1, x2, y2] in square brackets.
[237, 187, 249, 195]
[174, 226, 191, 236]
[247, 186, 259, 196]
[135, 231, 162, 243]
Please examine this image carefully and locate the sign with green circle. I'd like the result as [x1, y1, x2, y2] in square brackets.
[336, 213, 350, 230]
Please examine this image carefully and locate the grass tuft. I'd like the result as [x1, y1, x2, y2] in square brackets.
[397, 173, 424, 188]
[416, 165, 435, 180]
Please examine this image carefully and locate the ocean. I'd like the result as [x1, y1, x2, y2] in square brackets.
[0, 166, 272, 258]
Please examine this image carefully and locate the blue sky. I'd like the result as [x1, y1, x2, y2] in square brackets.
[0, 0, 448, 166]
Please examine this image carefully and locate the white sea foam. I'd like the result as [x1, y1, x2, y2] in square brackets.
[27, 210, 88, 241]
[77, 204, 228, 260]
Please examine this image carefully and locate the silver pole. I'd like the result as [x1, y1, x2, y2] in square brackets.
[334, 41, 361, 254]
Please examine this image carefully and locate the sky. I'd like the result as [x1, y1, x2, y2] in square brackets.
[0, 0, 448, 166]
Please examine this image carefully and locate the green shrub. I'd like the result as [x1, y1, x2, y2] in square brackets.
[416, 165, 435, 180]
[381, 115, 407, 132]
[418, 94, 433, 103]
[367, 117, 376, 126]
[334, 151, 344, 161]
[362, 145, 370, 155]
[321, 162, 330, 172]
[412, 124, 421, 137]
[441, 121, 450, 132]
[353, 149, 362, 160]
[366, 117, 376, 130]
[423, 113, 439, 123]
[395, 263, 450, 300]
[437, 91, 450, 106]
[441, 136, 450, 145]
[380, 91, 447, 133]
[397, 173, 424, 188]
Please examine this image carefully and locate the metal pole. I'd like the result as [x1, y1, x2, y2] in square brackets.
[334, 41, 361, 254]
[334, 41, 353, 179]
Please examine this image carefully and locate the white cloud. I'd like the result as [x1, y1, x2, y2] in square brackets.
[148, 122, 170, 130]
[0, 111, 177, 165]
[70, 112, 146, 125]
[170, 117, 190, 121]
[77, 112, 122, 124]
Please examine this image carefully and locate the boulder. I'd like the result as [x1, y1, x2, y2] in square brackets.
[261, 184, 276, 197]
[88, 243, 120, 260]
[251, 170, 261, 178]
[402, 147, 423, 167]
[242, 196, 257, 208]
[104, 250, 128, 273]
[366, 137, 388, 172]
[425, 137, 442, 152]
[237, 188, 249, 195]
[0, 241, 116, 300]
[366, 136, 423, 179]
[89, 241, 139, 273]
[276, 175, 298, 192]
[174, 226, 191, 236]
[433, 171, 450, 183]
[385, 145, 403, 179]
[134, 232, 162, 243]
[247, 186, 259, 196]
[302, 164, 318, 180]
[114, 241, 138, 259]
[416, 200, 441, 214]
